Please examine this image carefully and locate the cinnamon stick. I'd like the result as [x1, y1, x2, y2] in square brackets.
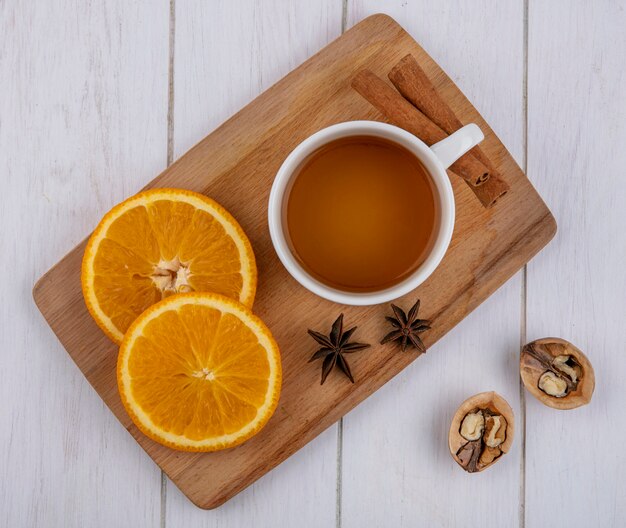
[351, 69, 492, 189]
[388, 55, 509, 207]
[467, 168, 510, 209]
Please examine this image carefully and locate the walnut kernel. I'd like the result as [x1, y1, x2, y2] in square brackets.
[478, 446, 502, 469]
[449, 392, 514, 473]
[538, 371, 568, 397]
[520, 338, 595, 410]
[484, 414, 506, 448]
[553, 355, 581, 383]
[459, 411, 484, 441]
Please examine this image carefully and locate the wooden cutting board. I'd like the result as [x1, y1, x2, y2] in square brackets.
[33, 14, 556, 509]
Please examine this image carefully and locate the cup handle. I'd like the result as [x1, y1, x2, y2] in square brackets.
[429, 124, 484, 169]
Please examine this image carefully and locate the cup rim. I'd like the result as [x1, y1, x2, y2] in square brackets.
[268, 120, 455, 306]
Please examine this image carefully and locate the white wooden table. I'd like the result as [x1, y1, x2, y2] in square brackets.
[2, 1, 625, 526]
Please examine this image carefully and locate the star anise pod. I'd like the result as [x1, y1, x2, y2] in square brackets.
[308, 314, 370, 385]
[381, 299, 430, 352]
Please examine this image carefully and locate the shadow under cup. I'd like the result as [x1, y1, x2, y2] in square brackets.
[281, 134, 442, 295]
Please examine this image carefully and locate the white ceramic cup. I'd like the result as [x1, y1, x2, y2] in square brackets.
[268, 121, 484, 305]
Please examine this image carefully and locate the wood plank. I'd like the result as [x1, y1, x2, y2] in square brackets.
[165, 1, 342, 525]
[32, 14, 555, 509]
[341, 2, 526, 526]
[526, 1, 626, 525]
[0, 1, 168, 526]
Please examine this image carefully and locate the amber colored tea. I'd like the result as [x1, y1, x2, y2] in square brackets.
[285, 135, 438, 292]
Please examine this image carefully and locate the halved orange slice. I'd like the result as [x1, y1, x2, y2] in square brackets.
[117, 293, 281, 451]
[82, 189, 256, 343]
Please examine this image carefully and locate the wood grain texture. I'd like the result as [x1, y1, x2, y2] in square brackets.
[0, 1, 168, 526]
[31, 13, 555, 510]
[526, 1, 626, 526]
[166, 1, 342, 525]
[342, 2, 526, 526]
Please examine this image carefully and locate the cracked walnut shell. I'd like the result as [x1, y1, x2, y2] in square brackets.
[520, 338, 594, 410]
[448, 392, 514, 473]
